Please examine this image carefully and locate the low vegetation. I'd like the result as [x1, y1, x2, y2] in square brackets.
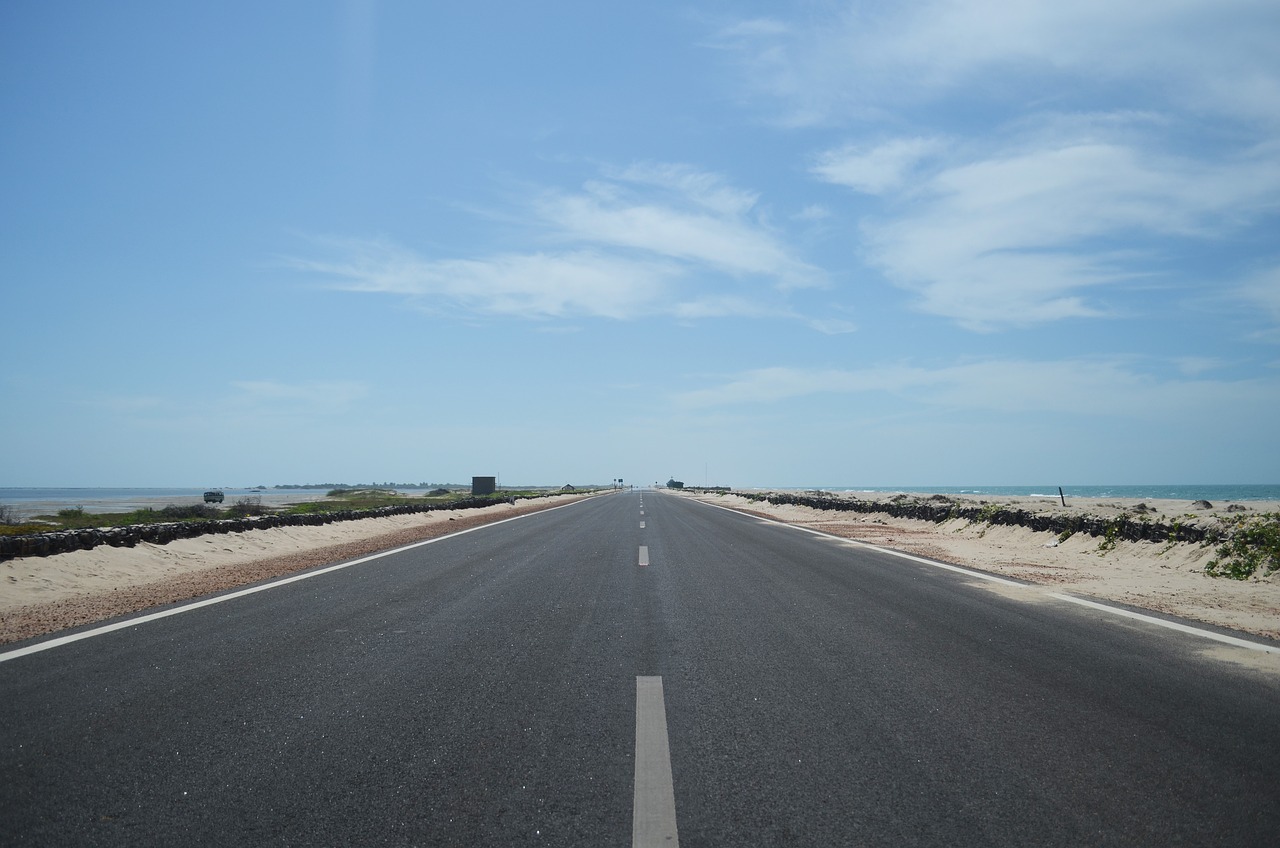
[0, 504, 49, 536]
[1205, 512, 1280, 579]
[0, 488, 569, 536]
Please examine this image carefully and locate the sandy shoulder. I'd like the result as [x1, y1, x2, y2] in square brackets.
[0, 495, 586, 645]
[685, 491, 1280, 641]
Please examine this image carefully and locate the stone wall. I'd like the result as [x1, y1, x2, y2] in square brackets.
[0, 496, 516, 561]
[734, 492, 1220, 545]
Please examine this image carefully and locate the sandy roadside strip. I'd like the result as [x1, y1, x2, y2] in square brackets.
[0, 494, 589, 645]
[678, 490, 1280, 642]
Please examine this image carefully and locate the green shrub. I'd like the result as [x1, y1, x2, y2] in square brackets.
[0, 523, 55, 536]
[1096, 515, 1130, 553]
[977, 502, 1003, 523]
[1206, 513, 1280, 579]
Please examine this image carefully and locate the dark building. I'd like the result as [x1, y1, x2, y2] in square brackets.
[472, 476, 497, 496]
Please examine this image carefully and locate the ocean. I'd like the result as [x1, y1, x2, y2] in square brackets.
[809, 484, 1280, 502]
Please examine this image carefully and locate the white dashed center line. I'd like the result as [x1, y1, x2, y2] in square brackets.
[633, 676, 680, 847]
[638, 546, 649, 567]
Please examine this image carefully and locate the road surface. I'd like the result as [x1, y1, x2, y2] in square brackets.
[3, 490, 1278, 845]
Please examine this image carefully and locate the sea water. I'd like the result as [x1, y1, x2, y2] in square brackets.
[810, 484, 1280, 501]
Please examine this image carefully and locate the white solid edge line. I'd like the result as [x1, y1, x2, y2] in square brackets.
[690, 498, 1280, 655]
[1043, 593, 1280, 653]
[634, 676, 680, 848]
[0, 499, 588, 663]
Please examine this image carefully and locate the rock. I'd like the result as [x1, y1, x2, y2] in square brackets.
[1191, 500, 1213, 510]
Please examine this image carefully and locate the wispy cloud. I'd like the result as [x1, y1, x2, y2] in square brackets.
[606, 162, 760, 217]
[712, 2, 1280, 332]
[805, 315, 858, 335]
[288, 241, 674, 320]
[843, 132, 1280, 329]
[812, 137, 946, 195]
[534, 186, 821, 290]
[674, 358, 1280, 420]
[287, 163, 830, 324]
[714, 1, 1280, 127]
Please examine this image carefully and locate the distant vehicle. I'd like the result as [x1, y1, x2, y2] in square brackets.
[203, 490, 224, 503]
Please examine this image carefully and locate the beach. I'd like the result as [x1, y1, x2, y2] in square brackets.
[2, 488, 1277, 648]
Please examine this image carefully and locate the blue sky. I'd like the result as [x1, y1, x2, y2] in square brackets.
[2, 1, 1278, 488]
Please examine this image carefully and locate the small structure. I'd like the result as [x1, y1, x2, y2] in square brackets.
[472, 476, 497, 496]
[666, 479, 684, 489]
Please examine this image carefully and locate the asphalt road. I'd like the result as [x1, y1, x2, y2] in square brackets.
[2, 490, 1279, 846]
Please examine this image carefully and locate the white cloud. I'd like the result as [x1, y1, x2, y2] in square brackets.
[828, 130, 1280, 328]
[535, 192, 817, 288]
[669, 295, 779, 320]
[289, 241, 676, 320]
[794, 204, 831, 221]
[607, 161, 760, 217]
[674, 359, 1280, 421]
[806, 316, 858, 335]
[537, 166, 823, 290]
[717, 1, 1280, 126]
[716, 17, 791, 40]
[812, 137, 945, 194]
[289, 163, 831, 323]
[718, 4, 1280, 330]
